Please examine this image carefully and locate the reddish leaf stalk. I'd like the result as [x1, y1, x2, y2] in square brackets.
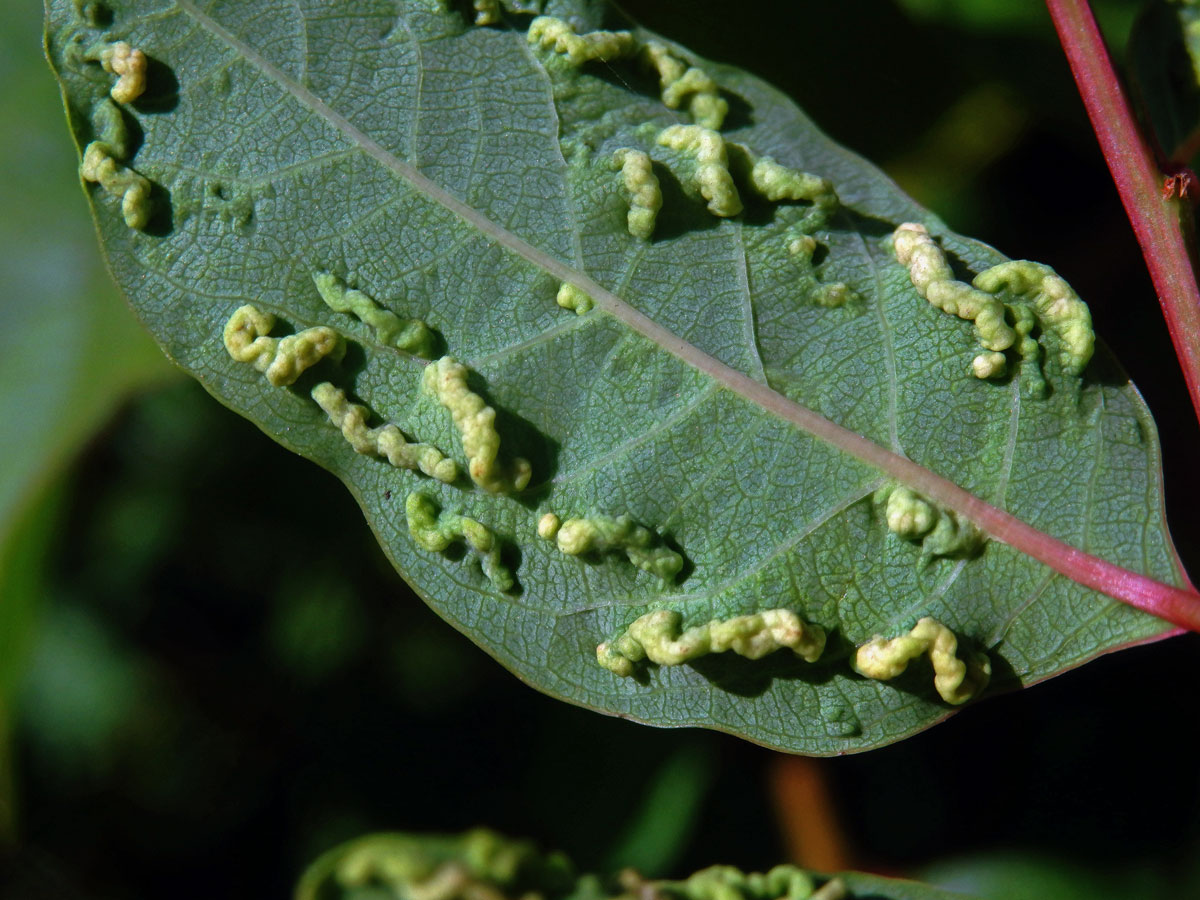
[770, 756, 854, 871]
[1046, 0, 1200, 428]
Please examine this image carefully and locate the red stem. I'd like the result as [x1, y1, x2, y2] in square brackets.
[1046, 0, 1200, 428]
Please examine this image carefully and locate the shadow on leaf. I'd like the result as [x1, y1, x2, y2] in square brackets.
[652, 162, 724, 241]
[143, 180, 174, 238]
[686, 639, 842, 698]
[133, 56, 180, 114]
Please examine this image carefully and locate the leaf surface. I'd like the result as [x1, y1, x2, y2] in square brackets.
[45, 0, 1185, 753]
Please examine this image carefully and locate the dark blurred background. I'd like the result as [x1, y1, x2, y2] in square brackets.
[4, 1, 1200, 898]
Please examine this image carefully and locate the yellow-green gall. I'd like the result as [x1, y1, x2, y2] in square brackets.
[596, 642, 637, 678]
[973, 260, 1094, 376]
[556, 283, 594, 315]
[892, 223, 1016, 353]
[421, 357, 532, 494]
[875, 484, 984, 558]
[640, 41, 727, 129]
[892, 222, 953, 289]
[80, 142, 151, 229]
[311, 383, 457, 483]
[787, 235, 817, 259]
[636, 863, 825, 900]
[536, 513, 561, 540]
[881, 485, 935, 538]
[657, 125, 742, 217]
[812, 283, 854, 308]
[96, 41, 147, 104]
[405, 493, 513, 592]
[472, 0, 500, 25]
[1006, 303, 1047, 399]
[548, 514, 682, 582]
[527, 16, 636, 65]
[747, 157, 837, 209]
[894, 225, 1089, 393]
[853, 617, 990, 704]
[222, 305, 343, 387]
[612, 148, 662, 240]
[971, 351, 1006, 379]
[668, 74, 727, 132]
[924, 513, 985, 558]
[810, 877, 848, 900]
[597, 608, 826, 677]
[313, 271, 435, 358]
[297, 829, 571, 900]
[640, 41, 685, 89]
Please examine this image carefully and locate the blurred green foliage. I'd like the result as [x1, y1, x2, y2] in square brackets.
[0, 0, 172, 541]
[1128, 0, 1200, 164]
[922, 853, 1200, 900]
[7, 0, 1200, 898]
[893, 0, 1138, 38]
[0, 0, 173, 850]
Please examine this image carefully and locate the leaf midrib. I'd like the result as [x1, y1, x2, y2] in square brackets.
[171, 0, 1195, 626]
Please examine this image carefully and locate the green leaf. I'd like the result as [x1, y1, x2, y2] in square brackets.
[295, 827, 975, 900]
[44, 0, 1185, 753]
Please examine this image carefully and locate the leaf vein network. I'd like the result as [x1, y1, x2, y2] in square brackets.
[549, 384, 720, 487]
[659, 420, 770, 528]
[849, 219, 903, 454]
[732, 225, 769, 384]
